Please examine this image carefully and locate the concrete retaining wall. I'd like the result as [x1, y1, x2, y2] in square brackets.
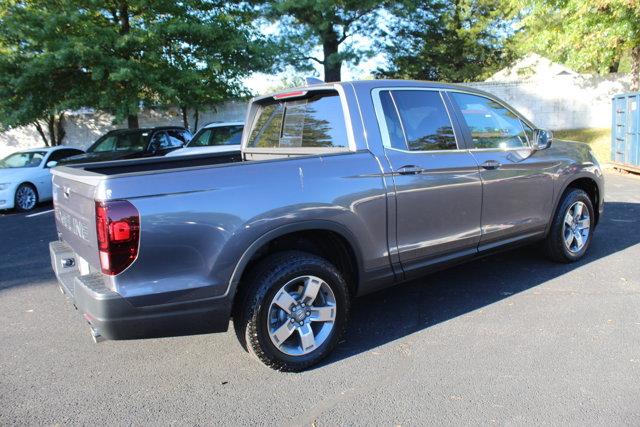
[0, 100, 247, 158]
[465, 73, 631, 130]
[0, 73, 632, 157]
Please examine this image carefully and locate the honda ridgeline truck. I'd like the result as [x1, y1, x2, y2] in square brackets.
[49, 80, 604, 371]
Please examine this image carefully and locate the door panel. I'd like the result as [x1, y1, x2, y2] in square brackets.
[386, 149, 483, 268]
[373, 88, 482, 277]
[469, 149, 556, 245]
[449, 91, 555, 246]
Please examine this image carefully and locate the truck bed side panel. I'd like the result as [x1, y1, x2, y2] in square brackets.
[110, 151, 389, 306]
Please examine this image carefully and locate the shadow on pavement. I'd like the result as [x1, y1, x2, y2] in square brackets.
[323, 201, 640, 367]
[0, 204, 57, 290]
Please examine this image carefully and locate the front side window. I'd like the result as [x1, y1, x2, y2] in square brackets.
[0, 151, 46, 168]
[378, 90, 457, 151]
[247, 92, 348, 149]
[450, 92, 528, 149]
[166, 130, 187, 148]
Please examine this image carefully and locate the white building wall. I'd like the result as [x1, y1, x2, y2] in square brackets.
[0, 73, 633, 158]
[0, 100, 247, 159]
[465, 73, 631, 130]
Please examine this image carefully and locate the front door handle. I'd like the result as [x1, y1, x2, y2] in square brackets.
[481, 160, 501, 170]
[397, 165, 424, 175]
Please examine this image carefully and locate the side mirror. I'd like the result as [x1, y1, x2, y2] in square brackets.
[46, 160, 58, 168]
[532, 129, 553, 150]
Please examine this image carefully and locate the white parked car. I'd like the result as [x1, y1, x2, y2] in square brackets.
[0, 146, 84, 212]
[165, 122, 243, 157]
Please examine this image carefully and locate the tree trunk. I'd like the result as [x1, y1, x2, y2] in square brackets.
[55, 112, 66, 145]
[609, 59, 620, 73]
[33, 113, 65, 146]
[118, 1, 130, 34]
[119, 2, 139, 127]
[632, 46, 640, 91]
[322, 28, 341, 82]
[34, 121, 49, 147]
[181, 106, 189, 130]
[127, 115, 139, 129]
[193, 108, 199, 131]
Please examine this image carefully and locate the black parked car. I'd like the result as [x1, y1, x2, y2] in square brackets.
[61, 126, 192, 164]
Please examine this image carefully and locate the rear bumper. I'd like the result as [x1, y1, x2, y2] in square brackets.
[49, 240, 231, 340]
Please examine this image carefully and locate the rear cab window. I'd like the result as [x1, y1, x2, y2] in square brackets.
[243, 90, 351, 158]
[376, 89, 458, 151]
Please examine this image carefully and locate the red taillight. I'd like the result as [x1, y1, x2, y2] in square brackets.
[95, 200, 140, 275]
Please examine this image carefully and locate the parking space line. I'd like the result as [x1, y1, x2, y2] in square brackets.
[26, 209, 54, 218]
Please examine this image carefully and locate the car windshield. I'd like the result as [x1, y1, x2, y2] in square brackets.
[88, 131, 151, 153]
[187, 125, 243, 147]
[0, 151, 46, 168]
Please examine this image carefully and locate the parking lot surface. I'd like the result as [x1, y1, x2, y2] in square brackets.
[0, 172, 639, 425]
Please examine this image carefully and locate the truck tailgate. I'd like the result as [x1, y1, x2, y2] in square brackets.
[52, 173, 100, 269]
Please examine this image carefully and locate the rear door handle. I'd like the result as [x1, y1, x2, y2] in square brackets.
[481, 160, 501, 170]
[397, 165, 424, 175]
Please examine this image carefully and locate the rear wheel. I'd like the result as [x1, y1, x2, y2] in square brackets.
[544, 188, 594, 263]
[234, 251, 350, 372]
[14, 183, 38, 212]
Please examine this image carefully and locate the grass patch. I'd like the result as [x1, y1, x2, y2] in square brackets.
[554, 128, 611, 163]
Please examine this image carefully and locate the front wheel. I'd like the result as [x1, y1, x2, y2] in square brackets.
[14, 183, 38, 212]
[234, 251, 350, 372]
[544, 188, 594, 263]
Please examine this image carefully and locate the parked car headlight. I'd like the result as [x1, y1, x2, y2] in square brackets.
[0, 183, 10, 191]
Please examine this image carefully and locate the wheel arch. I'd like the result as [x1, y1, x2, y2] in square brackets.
[228, 220, 363, 310]
[551, 175, 601, 231]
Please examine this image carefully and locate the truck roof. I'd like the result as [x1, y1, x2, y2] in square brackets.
[254, 79, 495, 103]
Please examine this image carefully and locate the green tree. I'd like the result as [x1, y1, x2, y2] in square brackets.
[0, 1, 95, 145]
[0, 0, 273, 144]
[512, 0, 640, 89]
[256, 0, 386, 82]
[377, 0, 516, 82]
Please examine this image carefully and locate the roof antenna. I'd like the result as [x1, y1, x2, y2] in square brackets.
[305, 77, 324, 85]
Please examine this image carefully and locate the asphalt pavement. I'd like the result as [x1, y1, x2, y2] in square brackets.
[0, 172, 639, 425]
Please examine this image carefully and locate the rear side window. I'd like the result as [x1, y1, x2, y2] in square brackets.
[450, 92, 529, 149]
[190, 125, 243, 147]
[247, 92, 349, 149]
[378, 90, 457, 151]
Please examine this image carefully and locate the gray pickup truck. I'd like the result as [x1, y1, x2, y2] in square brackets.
[49, 80, 604, 371]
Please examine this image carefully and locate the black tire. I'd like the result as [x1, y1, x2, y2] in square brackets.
[544, 188, 594, 263]
[233, 251, 350, 372]
[14, 183, 38, 212]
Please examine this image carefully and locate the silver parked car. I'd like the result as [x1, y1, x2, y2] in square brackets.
[49, 80, 603, 371]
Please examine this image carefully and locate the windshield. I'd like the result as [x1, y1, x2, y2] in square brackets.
[187, 125, 243, 147]
[0, 151, 46, 168]
[88, 131, 150, 153]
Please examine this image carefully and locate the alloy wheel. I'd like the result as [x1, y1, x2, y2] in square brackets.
[16, 186, 37, 211]
[562, 201, 590, 253]
[266, 275, 337, 356]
